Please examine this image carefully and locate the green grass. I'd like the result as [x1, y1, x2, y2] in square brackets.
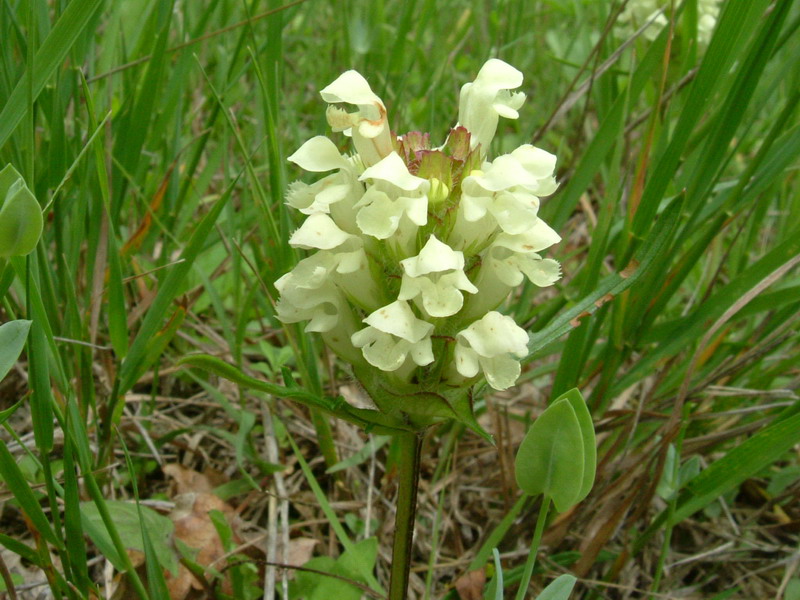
[1, 0, 799, 598]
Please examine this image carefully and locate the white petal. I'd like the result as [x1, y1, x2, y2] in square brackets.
[355, 189, 402, 239]
[288, 136, 349, 172]
[289, 213, 353, 249]
[460, 175, 493, 221]
[457, 312, 528, 359]
[454, 344, 480, 378]
[489, 249, 526, 287]
[511, 144, 557, 179]
[489, 248, 561, 288]
[472, 58, 523, 92]
[360, 152, 428, 191]
[320, 70, 384, 107]
[490, 191, 539, 235]
[478, 155, 539, 191]
[286, 174, 354, 215]
[493, 218, 562, 253]
[480, 354, 522, 391]
[445, 270, 479, 295]
[351, 327, 407, 372]
[518, 256, 561, 287]
[399, 195, 428, 227]
[274, 255, 344, 332]
[362, 300, 433, 343]
[533, 176, 559, 197]
[493, 101, 519, 119]
[409, 337, 434, 366]
[401, 235, 464, 277]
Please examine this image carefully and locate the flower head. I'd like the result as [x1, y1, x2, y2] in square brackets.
[276, 59, 562, 404]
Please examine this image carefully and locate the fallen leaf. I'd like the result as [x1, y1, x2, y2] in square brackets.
[169, 492, 239, 595]
[455, 568, 485, 600]
[163, 464, 226, 495]
[285, 537, 319, 569]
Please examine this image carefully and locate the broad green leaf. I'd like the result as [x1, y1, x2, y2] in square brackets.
[0, 319, 31, 382]
[0, 166, 42, 258]
[336, 537, 379, 584]
[515, 397, 584, 512]
[293, 557, 360, 600]
[80, 500, 178, 576]
[292, 537, 379, 600]
[563, 389, 596, 502]
[655, 444, 680, 500]
[0, 572, 23, 592]
[536, 574, 577, 600]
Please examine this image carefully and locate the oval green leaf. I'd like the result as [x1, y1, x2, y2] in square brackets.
[563, 388, 597, 503]
[0, 165, 43, 258]
[0, 319, 32, 382]
[515, 397, 585, 512]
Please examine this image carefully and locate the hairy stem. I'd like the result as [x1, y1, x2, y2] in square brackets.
[388, 430, 424, 600]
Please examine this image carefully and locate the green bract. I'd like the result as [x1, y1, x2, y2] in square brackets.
[515, 388, 596, 512]
[0, 164, 42, 258]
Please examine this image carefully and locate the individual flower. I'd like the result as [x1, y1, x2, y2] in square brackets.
[321, 70, 393, 167]
[398, 235, 478, 318]
[351, 301, 434, 372]
[276, 59, 563, 398]
[450, 145, 559, 253]
[457, 59, 526, 156]
[274, 253, 346, 333]
[354, 152, 429, 241]
[453, 312, 530, 391]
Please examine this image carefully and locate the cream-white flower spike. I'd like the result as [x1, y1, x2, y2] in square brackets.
[454, 312, 529, 391]
[457, 58, 526, 156]
[278, 59, 564, 399]
[321, 70, 393, 167]
[398, 235, 478, 318]
[351, 301, 435, 372]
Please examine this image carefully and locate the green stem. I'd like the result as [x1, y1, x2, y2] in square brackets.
[388, 430, 424, 600]
[514, 495, 551, 600]
[311, 408, 339, 469]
